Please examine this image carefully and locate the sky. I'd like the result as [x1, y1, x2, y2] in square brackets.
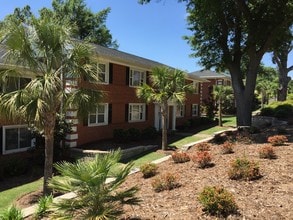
[0, 0, 292, 77]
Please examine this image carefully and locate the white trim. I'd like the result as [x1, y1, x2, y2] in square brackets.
[66, 133, 78, 140]
[88, 103, 109, 126]
[65, 141, 77, 148]
[2, 125, 33, 155]
[128, 103, 146, 122]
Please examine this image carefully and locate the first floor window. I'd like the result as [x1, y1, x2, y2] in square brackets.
[88, 103, 108, 126]
[2, 125, 32, 154]
[129, 103, 146, 122]
[176, 105, 185, 118]
[192, 104, 199, 116]
[216, 80, 223, 85]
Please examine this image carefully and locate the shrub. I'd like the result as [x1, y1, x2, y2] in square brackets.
[259, 145, 277, 159]
[228, 157, 261, 181]
[274, 104, 293, 118]
[191, 151, 212, 168]
[171, 151, 190, 163]
[141, 126, 158, 139]
[151, 173, 180, 192]
[140, 163, 158, 178]
[0, 206, 23, 220]
[221, 141, 234, 154]
[113, 128, 128, 142]
[127, 127, 141, 141]
[48, 150, 140, 219]
[267, 135, 288, 146]
[195, 142, 211, 151]
[34, 195, 53, 219]
[198, 186, 238, 217]
[260, 107, 274, 117]
[3, 158, 29, 177]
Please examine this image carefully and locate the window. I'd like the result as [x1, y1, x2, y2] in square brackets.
[129, 103, 146, 122]
[88, 103, 108, 126]
[2, 125, 33, 154]
[216, 80, 223, 85]
[129, 69, 146, 87]
[176, 105, 185, 118]
[193, 81, 199, 94]
[2, 77, 30, 93]
[192, 104, 199, 116]
[97, 63, 109, 84]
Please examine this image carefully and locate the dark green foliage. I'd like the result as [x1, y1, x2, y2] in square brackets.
[127, 127, 141, 141]
[34, 195, 53, 219]
[274, 104, 293, 118]
[140, 163, 158, 178]
[141, 126, 158, 139]
[113, 128, 129, 143]
[198, 186, 238, 217]
[2, 158, 28, 177]
[260, 107, 275, 116]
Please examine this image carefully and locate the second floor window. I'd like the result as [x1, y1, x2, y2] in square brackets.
[98, 63, 109, 84]
[88, 103, 108, 126]
[1, 77, 31, 93]
[193, 81, 199, 94]
[129, 69, 146, 87]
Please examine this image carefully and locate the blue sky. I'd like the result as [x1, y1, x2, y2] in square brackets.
[0, 0, 292, 77]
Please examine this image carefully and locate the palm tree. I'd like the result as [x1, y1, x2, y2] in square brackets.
[48, 150, 140, 219]
[136, 67, 192, 150]
[0, 14, 103, 195]
[213, 85, 233, 126]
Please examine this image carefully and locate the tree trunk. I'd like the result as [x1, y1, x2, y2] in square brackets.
[43, 114, 56, 196]
[161, 102, 168, 150]
[277, 73, 290, 101]
[218, 100, 223, 126]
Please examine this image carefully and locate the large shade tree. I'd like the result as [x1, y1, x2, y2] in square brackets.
[139, 0, 293, 126]
[0, 14, 103, 195]
[136, 67, 192, 150]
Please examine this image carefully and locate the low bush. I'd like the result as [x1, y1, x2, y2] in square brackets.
[228, 157, 261, 181]
[274, 104, 293, 118]
[0, 206, 23, 220]
[113, 129, 129, 142]
[127, 128, 141, 141]
[220, 141, 234, 154]
[260, 107, 274, 117]
[191, 151, 212, 168]
[259, 145, 277, 159]
[195, 142, 211, 151]
[151, 173, 180, 192]
[140, 163, 158, 178]
[267, 135, 288, 146]
[141, 126, 158, 139]
[171, 151, 190, 163]
[34, 195, 53, 219]
[198, 186, 238, 217]
[2, 158, 29, 177]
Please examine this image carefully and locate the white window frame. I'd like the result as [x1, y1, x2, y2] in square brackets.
[176, 105, 185, 118]
[129, 68, 146, 87]
[88, 103, 109, 126]
[97, 62, 109, 84]
[193, 81, 199, 94]
[129, 103, 146, 122]
[192, 104, 199, 116]
[2, 125, 33, 155]
[216, 79, 223, 85]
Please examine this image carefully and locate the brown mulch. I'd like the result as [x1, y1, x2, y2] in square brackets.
[12, 125, 293, 220]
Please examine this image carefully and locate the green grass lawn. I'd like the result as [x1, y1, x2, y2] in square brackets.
[0, 116, 236, 212]
[0, 178, 43, 212]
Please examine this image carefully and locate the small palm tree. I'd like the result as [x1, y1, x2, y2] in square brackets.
[213, 85, 233, 126]
[0, 14, 103, 195]
[137, 67, 192, 150]
[48, 150, 140, 219]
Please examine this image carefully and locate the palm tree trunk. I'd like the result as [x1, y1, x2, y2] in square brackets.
[43, 115, 56, 195]
[161, 102, 168, 150]
[219, 100, 223, 126]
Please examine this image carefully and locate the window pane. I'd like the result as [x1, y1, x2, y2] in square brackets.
[132, 71, 140, 86]
[98, 105, 105, 113]
[89, 115, 97, 124]
[98, 64, 105, 72]
[19, 127, 31, 149]
[98, 115, 105, 123]
[5, 128, 19, 150]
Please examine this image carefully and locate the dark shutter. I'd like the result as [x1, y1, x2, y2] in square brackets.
[109, 63, 113, 84]
[108, 104, 112, 124]
[191, 104, 193, 117]
[125, 104, 129, 122]
[145, 105, 148, 121]
[126, 67, 130, 85]
[146, 71, 150, 85]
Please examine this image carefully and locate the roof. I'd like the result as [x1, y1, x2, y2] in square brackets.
[93, 44, 167, 70]
[189, 69, 231, 80]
